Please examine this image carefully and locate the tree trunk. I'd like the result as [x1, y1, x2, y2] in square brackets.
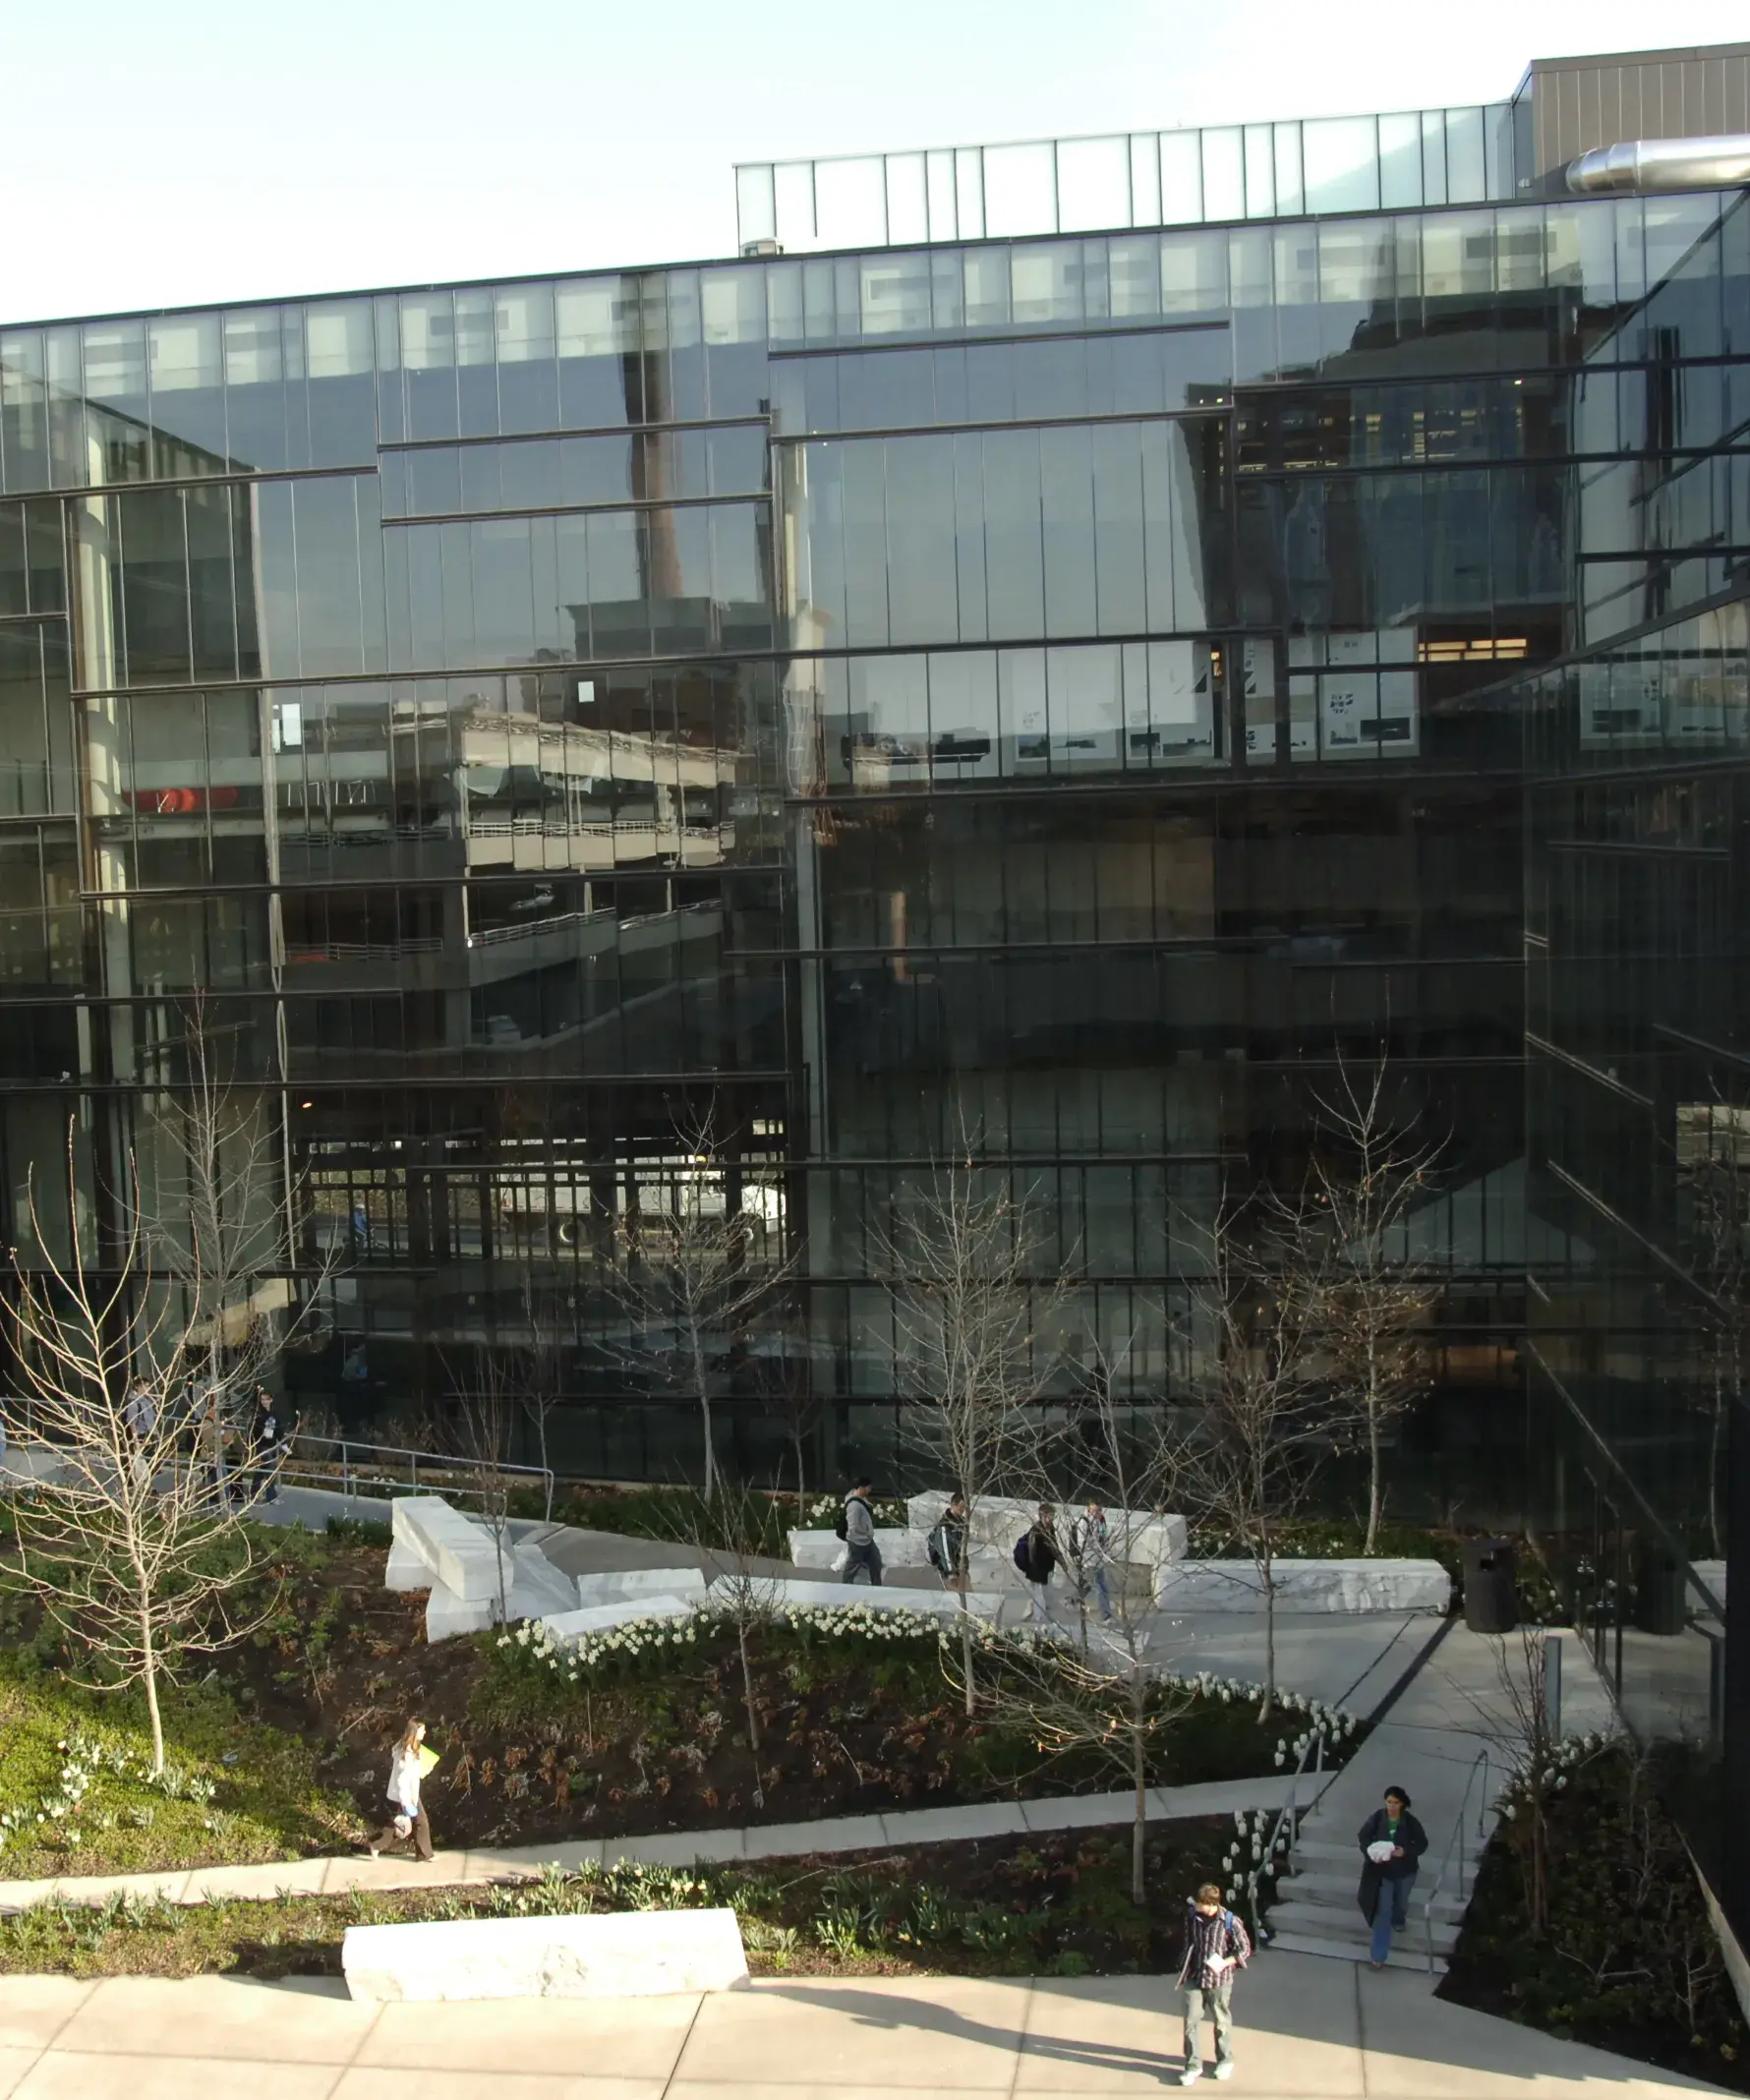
[1131, 1700, 1148, 1904]
[793, 1432, 806, 1524]
[1366, 1396, 1382, 1556]
[736, 1613, 764, 1807]
[141, 1608, 165, 1777]
[958, 1588, 976, 1718]
[1259, 1546, 1276, 1723]
[693, 1334, 718, 1500]
[1708, 1372, 1725, 1558]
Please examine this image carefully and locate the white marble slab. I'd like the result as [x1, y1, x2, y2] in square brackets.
[540, 1593, 700, 1641]
[391, 1496, 503, 1604]
[572, 1566, 708, 1608]
[424, 1541, 581, 1640]
[788, 1527, 930, 1569]
[341, 1906, 749, 2002]
[708, 1573, 1006, 1620]
[903, 1495, 1189, 1570]
[1153, 1557, 1451, 1614]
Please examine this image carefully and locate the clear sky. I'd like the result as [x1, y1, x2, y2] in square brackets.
[3, 0, 1748, 323]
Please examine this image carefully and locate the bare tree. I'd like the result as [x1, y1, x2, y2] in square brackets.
[1183, 1194, 1329, 1722]
[1485, 1628, 1607, 1940]
[961, 1372, 1194, 1902]
[1302, 1051, 1444, 1553]
[602, 1105, 797, 1501]
[885, 1138, 1063, 1717]
[4, 1134, 274, 1775]
[666, 1486, 782, 1809]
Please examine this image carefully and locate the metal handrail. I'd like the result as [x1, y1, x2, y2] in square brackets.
[1422, 1747, 1491, 1974]
[1249, 1724, 1327, 1949]
[279, 1432, 554, 1509]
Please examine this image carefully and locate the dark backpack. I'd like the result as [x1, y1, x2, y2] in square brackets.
[833, 1507, 848, 1541]
[1013, 1533, 1030, 1573]
[835, 1493, 868, 1544]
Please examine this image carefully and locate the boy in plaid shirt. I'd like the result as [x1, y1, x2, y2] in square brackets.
[1176, 1881, 1253, 2082]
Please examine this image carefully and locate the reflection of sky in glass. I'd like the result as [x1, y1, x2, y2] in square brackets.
[737, 103, 1515, 254]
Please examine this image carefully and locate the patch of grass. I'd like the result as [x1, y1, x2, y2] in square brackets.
[0, 1659, 363, 1881]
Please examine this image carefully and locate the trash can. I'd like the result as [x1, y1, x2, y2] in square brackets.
[1462, 1537, 1518, 1633]
[1634, 1539, 1686, 1636]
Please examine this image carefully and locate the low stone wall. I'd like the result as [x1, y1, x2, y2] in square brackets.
[1153, 1557, 1452, 1614]
[341, 1906, 750, 2002]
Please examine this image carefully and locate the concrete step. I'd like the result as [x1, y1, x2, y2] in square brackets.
[1263, 1900, 1460, 1955]
[1265, 1929, 1444, 1976]
[1282, 1868, 1467, 1915]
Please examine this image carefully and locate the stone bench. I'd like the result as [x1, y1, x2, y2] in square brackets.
[342, 1906, 749, 2003]
[1153, 1558, 1452, 1614]
[388, 1495, 504, 1603]
[707, 1573, 1007, 1620]
[788, 1527, 930, 1569]
[903, 1496, 1188, 1570]
[424, 1541, 578, 1641]
[573, 1566, 708, 1608]
[540, 1593, 700, 1642]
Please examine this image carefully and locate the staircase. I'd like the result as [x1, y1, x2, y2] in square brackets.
[1262, 1828, 1467, 1973]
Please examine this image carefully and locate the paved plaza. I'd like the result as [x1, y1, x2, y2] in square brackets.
[0, 1954, 1729, 2097]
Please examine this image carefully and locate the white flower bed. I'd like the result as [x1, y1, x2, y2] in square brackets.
[498, 1605, 1363, 1758]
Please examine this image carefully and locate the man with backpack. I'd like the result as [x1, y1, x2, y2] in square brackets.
[837, 1475, 882, 1586]
[926, 1492, 967, 1588]
[1177, 1880, 1253, 2083]
[1014, 1503, 1060, 1627]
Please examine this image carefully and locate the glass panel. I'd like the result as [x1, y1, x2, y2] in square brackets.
[1303, 116, 1379, 214]
[886, 154, 929, 245]
[984, 143, 1057, 238]
[1445, 107, 1487, 204]
[955, 149, 985, 241]
[1378, 112, 1423, 208]
[1273, 124, 1304, 218]
[775, 162, 817, 248]
[1130, 135, 1161, 228]
[815, 156, 888, 246]
[1159, 132, 1202, 225]
[1421, 112, 1447, 208]
[1244, 126, 1275, 218]
[1200, 130, 1244, 221]
[926, 149, 957, 240]
[1057, 136, 1130, 233]
[736, 164, 777, 246]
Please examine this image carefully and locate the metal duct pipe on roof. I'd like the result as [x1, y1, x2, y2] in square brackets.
[1566, 136, 1750, 195]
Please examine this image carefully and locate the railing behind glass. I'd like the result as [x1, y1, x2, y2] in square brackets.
[737, 104, 1517, 254]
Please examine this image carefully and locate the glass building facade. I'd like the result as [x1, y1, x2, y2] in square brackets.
[2, 39, 1749, 1925]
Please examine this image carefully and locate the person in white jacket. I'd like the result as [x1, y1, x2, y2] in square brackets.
[367, 1718, 435, 1861]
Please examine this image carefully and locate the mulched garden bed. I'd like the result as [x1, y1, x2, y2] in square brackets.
[1439, 1744, 1749, 2093]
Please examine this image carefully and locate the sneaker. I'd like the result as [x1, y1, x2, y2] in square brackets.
[1212, 2065, 1235, 2081]
[1178, 2069, 1201, 2086]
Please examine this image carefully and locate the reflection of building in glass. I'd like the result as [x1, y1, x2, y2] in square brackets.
[4, 37, 1750, 1932]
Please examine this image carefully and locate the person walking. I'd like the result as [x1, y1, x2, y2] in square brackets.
[248, 1388, 282, 1504]
[927, 1491, 968, 1589]
[1071, 1498, 1114, 1624]
[199, 1394, 230, 1512]
[367, 1718, 438, 1861]
[1017, 1504, 1061, 1628]
[1357, 1785, 1428, 1968]
[124, 1378, 157, 1494]
[1177, 1879, 1253, 2083]
[839, 1476, 883, 1586]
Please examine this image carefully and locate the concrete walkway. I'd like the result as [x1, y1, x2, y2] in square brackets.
[1269, 1623, 1617, 1969]
[0, 1775, 1306, 1916]
[0, 1953, 1727, 2098]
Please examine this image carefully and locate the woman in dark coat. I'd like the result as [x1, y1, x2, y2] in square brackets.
[1357, 1785, 1429, 1967]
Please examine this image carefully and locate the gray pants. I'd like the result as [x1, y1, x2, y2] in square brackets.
[1183, 1979, 1234, 2069]
[842, 1541, 883, 1585]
